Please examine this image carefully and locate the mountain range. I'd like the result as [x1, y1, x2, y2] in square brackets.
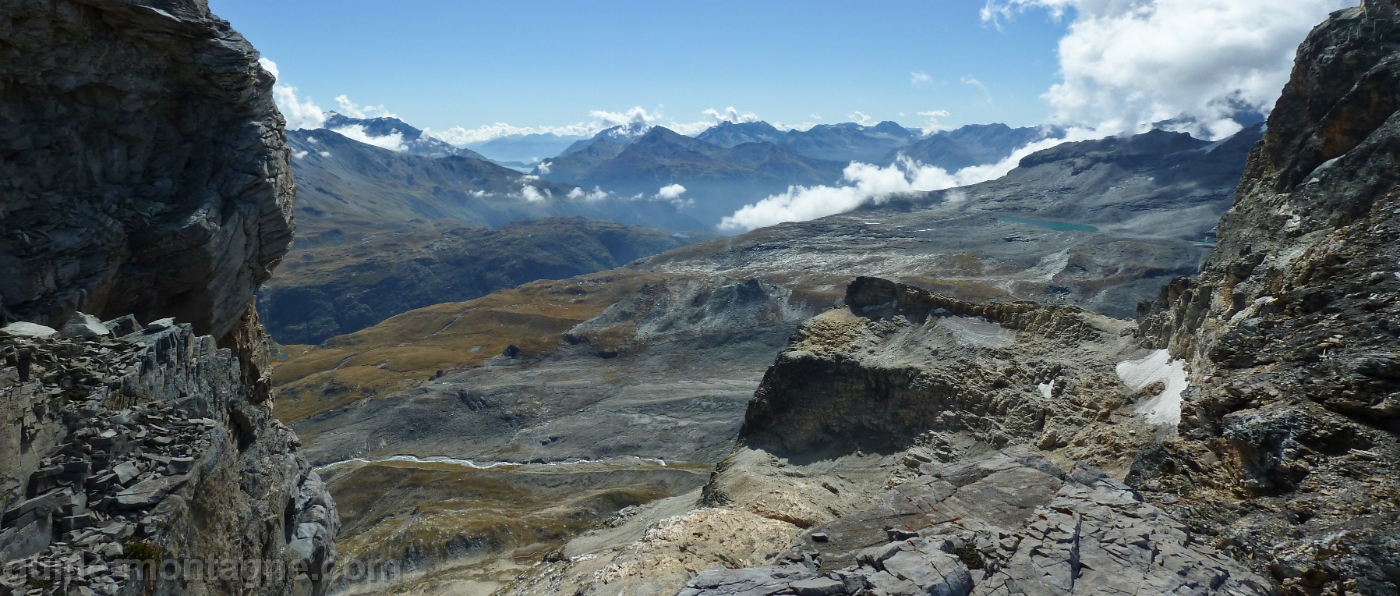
[465, 131, 589, 165]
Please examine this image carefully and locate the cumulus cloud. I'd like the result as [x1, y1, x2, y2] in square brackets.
[520, 185, 551, 203]
[918, 110, 952, 135]
[537, 161, 552, 175]
[719, 131, 1095, 232]
[911, 71, 933, 86]
[983, 0, 1353, 139]
[567, 187, 611, 202]
[292, 150, 308, 160]
[849, 111, 875, 126]
[330, 124, 407, 152]
[333, 95, 396, 119]
[654, 184, 689, 204]
[261, 58, 326, 130]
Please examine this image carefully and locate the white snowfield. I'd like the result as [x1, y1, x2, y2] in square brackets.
[1116, 349, 1189, 427]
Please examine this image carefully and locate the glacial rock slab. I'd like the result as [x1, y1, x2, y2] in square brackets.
[0, 0, 295, 341]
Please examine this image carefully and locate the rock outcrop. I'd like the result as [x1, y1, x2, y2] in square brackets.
[1133, 3, 1400, 593]
[736, 277, 1139, 462]
[679, 449, 1270, 596]
[0, 0, 295, 342]
[1, 1, 336, 595]
[1, 320, 337, 596]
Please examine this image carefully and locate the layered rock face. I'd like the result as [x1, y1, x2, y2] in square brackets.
[1, 320, 337, 596]
[0, 0, 295, 341]
[1, 1, 335, 594]
[1135, 3, 1400, 593]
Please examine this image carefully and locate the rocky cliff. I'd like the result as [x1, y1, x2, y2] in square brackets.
[1133, 2, 1400, 593]
[1, 1, 337, 595]
[0, 0, 294, 343]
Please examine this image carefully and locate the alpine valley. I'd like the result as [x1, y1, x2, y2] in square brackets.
[3, 2, 1398, 596]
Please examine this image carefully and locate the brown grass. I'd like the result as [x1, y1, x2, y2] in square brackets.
[271, 269, 669, 423]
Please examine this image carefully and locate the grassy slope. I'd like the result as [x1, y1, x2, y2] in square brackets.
[260, 217, 708, 345]
[270, 269, 672, 424]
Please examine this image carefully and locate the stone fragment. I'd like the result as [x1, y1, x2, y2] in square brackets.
[58, 313, 110, 339]
[790, 577, 845, 596]
[143, 318, 175, 332]
[115, 475, 188, 509]
[1, 322, 57, 338]
[880, 550, 972, 596]
[168, 457, 194, 474]
[679, 565, 817, 596]
[100, 315, 142, 336]
[111, 462, 140, 486]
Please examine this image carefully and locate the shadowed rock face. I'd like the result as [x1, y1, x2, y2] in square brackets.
[0, 0, 295, 341]
[1, 1, 337, 595]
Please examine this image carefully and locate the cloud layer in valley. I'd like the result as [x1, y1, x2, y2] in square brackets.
[328, 124, 406, 152]
[982, 0, 1353, 139]
[718, 131, 1088, 232]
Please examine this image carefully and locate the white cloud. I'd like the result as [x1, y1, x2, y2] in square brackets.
[258, 58, 279, 81]
[773, 121, 820, 132]
[962, 76, 992, 102]
[849, 111, 875, 126]
[261, 58, 326, 131]
[520, 185, 550, 203]
[983, 0, 1353, 139]
[654, 184, 689, 204]
[911, 71, 933, 86]
[567, 187, 611, 202]
[319, 151, 331, 157]
[719, 130, 1097, 232]
[330, 124, 407, 152]
[703, 107, 760, 124]
[425, 105, 769, 145]
[424, 122, 598, 145]
[537, 161, 552, 175]
[918, 110, 952, 135]
[334, 95, 396, 119]
[668, 107, 763, 135]
[292, 150, 308, 160]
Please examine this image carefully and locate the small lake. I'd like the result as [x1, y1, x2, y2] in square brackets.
[998, 216, 1099, 233]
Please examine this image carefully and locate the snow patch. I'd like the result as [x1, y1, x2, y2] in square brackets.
[1116, 349, 1188, 427]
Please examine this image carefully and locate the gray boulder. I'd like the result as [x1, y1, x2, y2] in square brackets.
[57, 312, 110, 338]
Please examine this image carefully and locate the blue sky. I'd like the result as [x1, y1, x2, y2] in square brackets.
[210, 0, 1071, 135]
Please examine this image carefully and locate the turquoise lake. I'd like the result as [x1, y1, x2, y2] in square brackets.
[998, 216, 1099, 233]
